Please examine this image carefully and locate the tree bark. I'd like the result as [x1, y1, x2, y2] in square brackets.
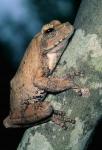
[17, 0, 102, 150]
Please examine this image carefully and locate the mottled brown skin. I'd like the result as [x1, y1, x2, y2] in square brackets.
[3, 20, 83, 128]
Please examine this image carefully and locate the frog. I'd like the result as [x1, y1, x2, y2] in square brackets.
[3, 20, 87, 128]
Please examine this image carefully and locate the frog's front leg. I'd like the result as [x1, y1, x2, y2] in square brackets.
[34, 76, 82, 95]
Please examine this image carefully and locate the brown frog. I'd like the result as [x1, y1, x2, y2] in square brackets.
[3, 20, 86, 128]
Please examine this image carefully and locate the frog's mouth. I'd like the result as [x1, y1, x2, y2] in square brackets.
[44, 28, 74, 54]
[47, 36, 69, 54]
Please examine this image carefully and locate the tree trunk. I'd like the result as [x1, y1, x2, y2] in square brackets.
[17, 0, 102, 150]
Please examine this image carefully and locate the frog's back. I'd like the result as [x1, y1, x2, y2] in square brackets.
[9, 36, 46, 111]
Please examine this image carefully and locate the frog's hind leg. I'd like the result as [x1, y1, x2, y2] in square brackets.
[51, 110, 76, 129]
[3, 101, 76, 129]
[3, 101, 53, 128]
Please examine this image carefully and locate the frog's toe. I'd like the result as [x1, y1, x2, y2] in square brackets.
[3, 116, 12, 128]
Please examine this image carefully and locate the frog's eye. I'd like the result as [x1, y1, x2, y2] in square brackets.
[44, 28, 54, 34]
[41, 24, 55, 34]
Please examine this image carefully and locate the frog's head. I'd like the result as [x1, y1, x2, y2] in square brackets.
[39, 20, 74, 54]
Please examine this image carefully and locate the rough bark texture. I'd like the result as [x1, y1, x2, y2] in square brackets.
[17, 0, 102, 150]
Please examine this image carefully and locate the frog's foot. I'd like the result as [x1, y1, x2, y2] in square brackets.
[80, 88, 90, 97]
[3, 116, 11, 128]
[71, 85, 82, 96]
[3, 116, 21, 128]
[51, 110, 75, 129]
[72, 85, 90, 97]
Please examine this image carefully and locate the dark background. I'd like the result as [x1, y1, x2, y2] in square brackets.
[0, 0, 101, 150]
